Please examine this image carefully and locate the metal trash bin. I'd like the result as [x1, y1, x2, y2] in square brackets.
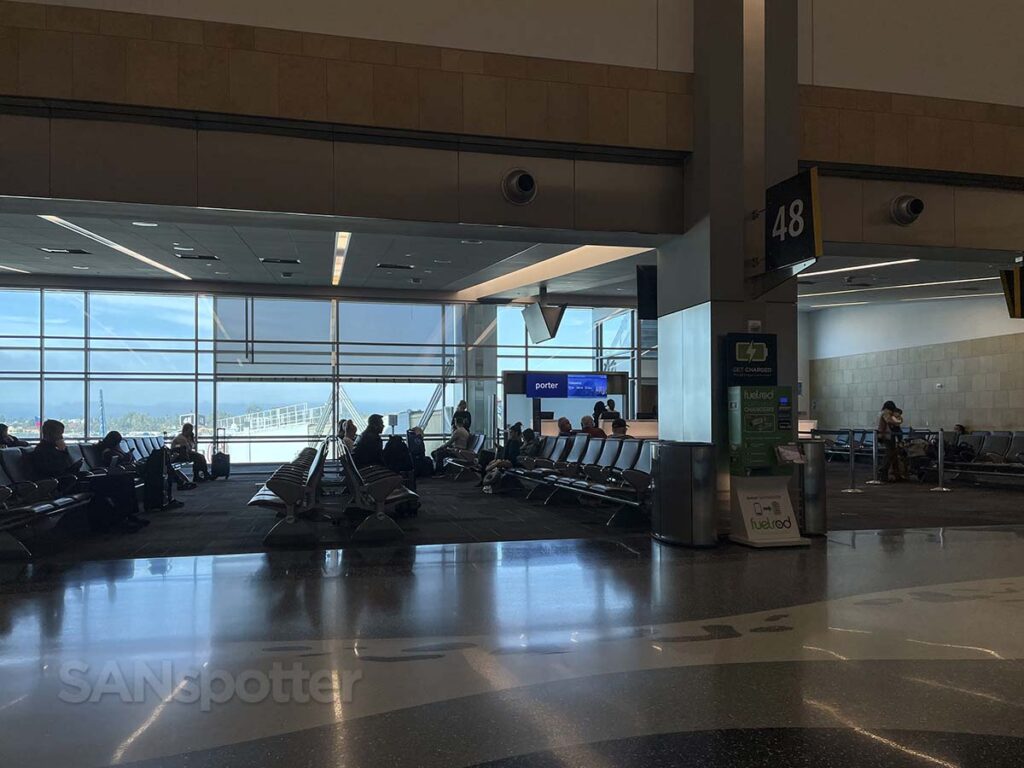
[797, 439, 827, 535]
[650, 441, 717, 547]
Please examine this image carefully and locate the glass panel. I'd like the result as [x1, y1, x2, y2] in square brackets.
[88, 381, 195, 437]
[598, 310, 633, 349]
[198, 295, 215, 340]
[254, 298, 332, 342]
[44, 380, 85, 437]
[44, 291, 85, 337]
[0, 348, 40, 372]
[339, 382, 440, 434]
[0, 290, 40, 336]
[89, 293, 195, 339]
[0, 379, 40, 438]
[339, 302, 443, 344]
[216, 382, 333, 461]
[44, 350, 84, 373]
[89, 350, 196, 375]
[496, 306, 525, 346]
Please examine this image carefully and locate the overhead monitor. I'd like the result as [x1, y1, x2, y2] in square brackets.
[523, 302, 566, 344]
[525, 373, 608, 399]
[567, 373, 607, 399]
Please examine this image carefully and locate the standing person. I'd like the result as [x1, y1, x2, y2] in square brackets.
[580, 415, 607, 438]
[877, 401, 902, 482]
[0, 424, 29, 447]
[603, 399, 621, 421]
[170, 423, 210, 482]
[452, 400, 472, 431]
[593, 401, 607, 424]
[352, 414, 386, 468]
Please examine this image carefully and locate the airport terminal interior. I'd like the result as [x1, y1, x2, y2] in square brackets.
[1, 1, 1024, 766]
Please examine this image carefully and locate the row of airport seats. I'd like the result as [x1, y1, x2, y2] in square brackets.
[0, 447, 94, 559]
[509, 434, 654, 522]
[249, 441, 329, 520]
[0, 435, 187, 559]
[442, 433, 487, 479]
[338, 441, 419, 541]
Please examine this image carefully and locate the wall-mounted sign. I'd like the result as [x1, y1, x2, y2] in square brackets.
[764, 167, 823, 273]
[525, 373, 608, 399]
[723, 333, 778, 387]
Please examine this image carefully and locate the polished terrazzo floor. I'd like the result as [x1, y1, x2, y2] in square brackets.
[2, 527, 1024, 766]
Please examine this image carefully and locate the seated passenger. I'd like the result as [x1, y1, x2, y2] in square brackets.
[170, 423, 210, 482]
[29, 419, 83, 479]
[0, 423, 29, 448]
[603, 399, 622, 421]
[407, 426, 434, 477]
[517, 428, 542, 465]
[340, 419, 358, 451]
[431, 417, 471, 473]
[580, 415, 606, 439]
[482, 424, 523, 492]
[98, 431, 136, 470]
[352, 414, 386, 468]
[32, 420, 147, 531]
[557, 417, 573, 436]
[611, 418, 632, 438]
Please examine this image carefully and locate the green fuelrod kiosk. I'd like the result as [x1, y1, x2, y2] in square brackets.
[728, 385, 794, 476]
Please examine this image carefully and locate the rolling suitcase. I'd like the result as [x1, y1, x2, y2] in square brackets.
[211, 451, 231, 479]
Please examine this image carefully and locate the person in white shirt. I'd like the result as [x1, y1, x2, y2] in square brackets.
[170, 423, 210, 482]
[431, 418, 471, 473]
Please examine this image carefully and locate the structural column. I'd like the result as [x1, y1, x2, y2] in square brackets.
[657, 0, 800, 521]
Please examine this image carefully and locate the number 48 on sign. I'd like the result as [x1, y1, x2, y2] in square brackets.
[764, 167, 823, 274]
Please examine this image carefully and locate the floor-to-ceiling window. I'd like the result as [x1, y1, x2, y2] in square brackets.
[0, 288, 638, 461]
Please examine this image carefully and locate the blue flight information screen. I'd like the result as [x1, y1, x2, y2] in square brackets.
[525, 373, 608, 398]
[567, 374, 607, 398]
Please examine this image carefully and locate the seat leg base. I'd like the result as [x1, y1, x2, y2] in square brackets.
[262, 517, 320, 548]
[351, 511, 404, 543]
[606, 505, 646, 528]
[0, 531, 32, 561]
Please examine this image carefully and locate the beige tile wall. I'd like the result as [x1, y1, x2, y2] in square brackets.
[810, 333, 1024, 431]
[0, 0, 692, 150]
[801, 85, 1024, 178]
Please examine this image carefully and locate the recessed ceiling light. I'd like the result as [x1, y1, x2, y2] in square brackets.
[423, 269, 432, 274]
[214, 271, 229, 275]
[0, 264, 30, 274]
[39, 247, 90, 255]
[332, 232, 351, 287]
[801, 258, 919, 277]
[900, 292, 1004, 302]
[461, 239, 483, 245]
[72, 265, 90, 270]
[376, 263, 414, 270]
[434, 259, 452, 264]
[131, 221, 158, 227]
[173, 246, 194, 252]
[176, 253, 219, 260]
[38, 215, 191, 281]
[809, 301, 870, 308]
[799, 276, 1000, 299]
[260, 257, 301, 265]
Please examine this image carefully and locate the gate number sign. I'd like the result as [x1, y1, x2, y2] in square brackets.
[764, 167, 823, 273]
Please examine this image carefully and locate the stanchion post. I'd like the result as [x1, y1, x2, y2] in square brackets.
[931, 427, 952, 492]
[865, 429, 882, 485]
[841, 428, 864, 494]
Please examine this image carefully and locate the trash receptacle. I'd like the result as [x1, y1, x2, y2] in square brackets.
[798, 439, 827, 535]
[650, 441, 717, 547]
